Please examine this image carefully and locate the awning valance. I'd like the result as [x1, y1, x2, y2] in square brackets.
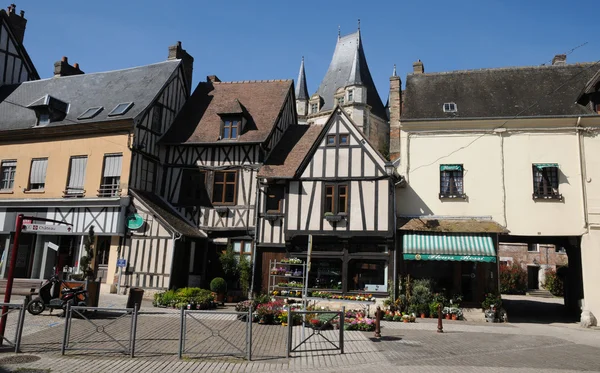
[440, 164, 462, 171]
[403, 233, 496, 263]
[534, 163, 558, 170]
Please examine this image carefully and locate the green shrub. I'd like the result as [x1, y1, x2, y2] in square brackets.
[153, 288, 214, 308]
[238, 256, 252, 296]
[210, 277, 227, 294]
[543, 267, 564, 296]
[482, 293, 502, 310]
[499, 263, 527, 294]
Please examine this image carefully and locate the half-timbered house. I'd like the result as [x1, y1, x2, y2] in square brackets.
[159, 77, 296, 289]
[257, 107, 399, 296]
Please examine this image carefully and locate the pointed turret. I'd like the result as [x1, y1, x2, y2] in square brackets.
[295, 57, 309, 124]
[348, 45, 363, 86]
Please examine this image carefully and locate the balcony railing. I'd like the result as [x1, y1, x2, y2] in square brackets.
[98, 185, 122, 198]
[63, 187, 85, 198]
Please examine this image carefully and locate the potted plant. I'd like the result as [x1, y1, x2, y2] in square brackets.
[210, 277, 227, 304]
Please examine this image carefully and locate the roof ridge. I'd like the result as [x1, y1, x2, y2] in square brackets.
[412, 62, 598, 77]
[214, 79, 293, 84]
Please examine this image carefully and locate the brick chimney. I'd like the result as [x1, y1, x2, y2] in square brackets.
[552, 54, 567, 66]
[412, 59, 424, 74]
[5, 4, 27, 44]
[207, 75, 221, 83]
[53, 56, 84, 77]
[389, 67, 402, 161]
[168, 41, 194, 94]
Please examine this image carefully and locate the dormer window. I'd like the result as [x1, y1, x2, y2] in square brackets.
[347, 90, 354, 102]
[222, 119, 241, 139]
[337, 96, 345, 106]
[309, 94, 322, 114]
[27, 95, 69, 127]
[311, 103, 318, 113]
[38, 113, 50, 127]
[443, 102, 457, 113]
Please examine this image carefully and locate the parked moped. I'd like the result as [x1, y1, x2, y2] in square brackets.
[26, 275, 88, 315]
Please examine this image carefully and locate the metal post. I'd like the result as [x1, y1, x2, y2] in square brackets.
[286, 308, 293, 357]
[0, 214, 24, 344]
[374, 306, 381, 338]
[178, 307, 185, 359]
[15, 299, 27, 353]
[61, 302, 70, 355]
[130, 304, 138, 358]
[117, 265, 122, 295]
[247, 304, 252, 361]
[340, 306, 345, 354]
[437, 303, 443, 333]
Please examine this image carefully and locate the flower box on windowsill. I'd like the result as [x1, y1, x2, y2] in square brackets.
[532, 193, 563, 201]
[264, 211, 284, 221]
[324, 214, 343, 222]
[439, 193, 466, 200]
[214, 206, 229, 214]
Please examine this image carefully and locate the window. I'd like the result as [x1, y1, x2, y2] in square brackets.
[28, 158, 48, 191]
[310, 103, 318, 113]
[266, 184, 284, 212]
[99, 154, 122, 197]
[232, 240, 252, 262]
[337, 96, 345, 106]
[0, 160, 16, 191]
[212, 171, 237, 204]
[339, 134, 349, 146]
[309, 259, 342, 289]
[222, 119, 240, 139]
[96, 236, 111, 266]
[77, 107, 103, 120]
[108, 102, 133, 116]
[533, 164, 560, 199]
[348, 260, 387, 291]
[65, 156, 87, 197]
[326, 135, 336, 146]
[439, 164, 464, 198]
[324, 184, 348, 215]
[179, 169, 208, 205]
[348, 90, 353, 102]
[151, 105, 163, 133]
[443, 102, 457, 112]
[528, 243, 539, 252]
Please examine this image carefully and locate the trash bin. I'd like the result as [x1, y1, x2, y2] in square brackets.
[126, 287, 144, 311]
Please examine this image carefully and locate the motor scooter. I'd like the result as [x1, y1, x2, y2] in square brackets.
[26, 275, 88, 315]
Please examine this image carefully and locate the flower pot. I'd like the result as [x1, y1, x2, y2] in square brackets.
[452, 314, 458, 321]
[420, 313, 426, 319]
[403, 319, 409, 323]
[445, 314, 451, 320]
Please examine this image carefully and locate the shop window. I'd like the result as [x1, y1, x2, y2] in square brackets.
[324, 184, 348, 215]
[266, 184, 284, 212]
[309, 259, 342, 289]
[232, 240, 252, 262]
[96, 236, 111, 266]
[439, 164, 464, 198]
[532, 164, 561, 199]
[212, 171, 237, 205]
[348, 260, 387, 292]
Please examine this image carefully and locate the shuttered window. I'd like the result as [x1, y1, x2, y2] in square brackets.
[0, 160, 16, 191]
[65, 156, 87, 196]
[99, 154, 122, 197]
[29, 158, 48, 190]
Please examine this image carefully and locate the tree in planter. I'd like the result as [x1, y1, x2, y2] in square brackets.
[238, 255, 252, 299]
[77, 226, 96, 280]
[219, 244, 239, 290]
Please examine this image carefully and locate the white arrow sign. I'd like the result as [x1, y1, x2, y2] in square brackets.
[22, 224, 72, 234]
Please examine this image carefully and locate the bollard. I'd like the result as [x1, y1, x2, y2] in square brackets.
[374, 306, 381, 338]
[437, 303, 443, 333]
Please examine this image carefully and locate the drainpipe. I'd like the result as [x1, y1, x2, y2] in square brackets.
[576, 116, 589, 233]
[168, 232, 183, 289]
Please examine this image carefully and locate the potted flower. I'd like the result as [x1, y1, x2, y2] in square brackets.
[210, 277, 227, 305]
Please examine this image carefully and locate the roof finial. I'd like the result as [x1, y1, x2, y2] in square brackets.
[302, 55, 304, 63]
[393, 64, 397, 77]
[358, 19, 360, 31]
[338, 25, 341, 39]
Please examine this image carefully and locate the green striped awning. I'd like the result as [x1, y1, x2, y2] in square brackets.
[534, 163, 558, 170]
[403, 233, 496, 263]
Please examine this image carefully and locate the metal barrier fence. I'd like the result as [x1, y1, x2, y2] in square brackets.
[287, 307, 344, 357]
[0, 301, 26, 353]
[61, 304, 138, 357]
[178, 307, 252, 360]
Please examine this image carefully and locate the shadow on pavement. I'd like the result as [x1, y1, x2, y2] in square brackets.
[503, 297, 579, 324]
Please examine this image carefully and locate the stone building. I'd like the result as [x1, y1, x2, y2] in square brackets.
[498, 243, 568, 290]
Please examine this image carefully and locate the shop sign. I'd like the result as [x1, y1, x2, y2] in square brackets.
[126, 214, 144, 230]
[404, 253, 496, 263]
[22, 224, 72, 234]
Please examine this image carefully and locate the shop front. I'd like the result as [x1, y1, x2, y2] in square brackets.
[401, 232, 499, 306]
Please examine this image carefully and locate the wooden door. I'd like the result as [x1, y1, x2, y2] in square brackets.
[258, 249, 286, 294]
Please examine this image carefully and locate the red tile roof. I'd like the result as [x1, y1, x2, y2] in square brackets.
[161, 80, 293, 144]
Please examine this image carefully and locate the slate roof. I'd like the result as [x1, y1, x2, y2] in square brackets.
[0, 60, 180, 131]
[402, 63, 600, 121]
[258, 125, 323, 178]
[315, 31, 386, 119]
[161, 80, 293, 144]
[398, 217, 507, 234]
[130, 189, 206, 238]
[296, 57, 309, 101]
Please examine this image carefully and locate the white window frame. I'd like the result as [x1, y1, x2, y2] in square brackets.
[443, 102, 457, 113]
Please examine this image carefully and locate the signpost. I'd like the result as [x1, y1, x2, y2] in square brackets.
[117, 258, 127, 295]
[0, 215, 73, 345]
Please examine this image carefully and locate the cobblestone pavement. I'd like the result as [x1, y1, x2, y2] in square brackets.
[1, 295, 599, 372]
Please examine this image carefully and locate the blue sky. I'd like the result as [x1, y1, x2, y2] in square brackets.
[20, 0, 597, 100]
